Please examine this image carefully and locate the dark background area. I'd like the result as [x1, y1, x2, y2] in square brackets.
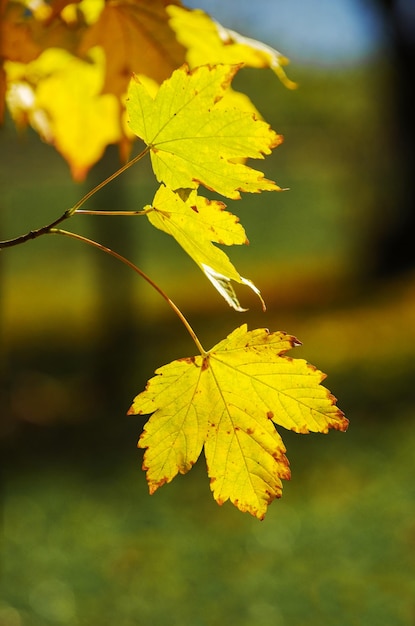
[1, 1, 415, 624]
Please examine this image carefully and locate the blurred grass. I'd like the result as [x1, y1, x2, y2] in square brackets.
[1, 417, 414, 626]
[1, 60, 415, 626]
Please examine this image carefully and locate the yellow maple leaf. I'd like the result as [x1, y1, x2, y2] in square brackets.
[5, 46, 122, 180]
[126, 63, 283, 199]
[128, 324, 348, 519]
[167, 5, 297, 89]
[145, 185, 264, 311]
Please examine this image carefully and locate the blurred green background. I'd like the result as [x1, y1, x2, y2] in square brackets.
[1, 1, 415, 625]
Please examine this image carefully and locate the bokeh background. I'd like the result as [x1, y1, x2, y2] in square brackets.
[1, 1, 415, 624]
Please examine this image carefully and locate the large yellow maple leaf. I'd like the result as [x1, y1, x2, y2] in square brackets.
[128, 325, 348, 519]
[126, 63, 283, 199]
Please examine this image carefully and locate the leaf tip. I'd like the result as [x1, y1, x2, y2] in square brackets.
[127, 400, 143, 416]
[271, 132, 284, 149]
[332, 406, 349, 432]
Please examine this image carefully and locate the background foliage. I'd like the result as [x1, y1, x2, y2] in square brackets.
[1, 0, 415, 624]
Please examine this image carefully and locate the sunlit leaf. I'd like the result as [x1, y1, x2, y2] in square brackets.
[145, 185, 264, 311]
[128, 325, 348, 519]
[5, 46, 122, 180]
[167, 5, 297, 89]
[127, 63, 283, 199]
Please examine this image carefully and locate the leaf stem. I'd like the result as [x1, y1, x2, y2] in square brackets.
[75, 210, 148, 216]
[70, 146, 150, 215]
[49, 228, 207, 355]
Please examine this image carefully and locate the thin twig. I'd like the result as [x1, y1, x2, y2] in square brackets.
[75, 210, 148, 216]
[70, 146, 150, 215]
[49, 228, 207, 355]
[0, 146, 150, 249]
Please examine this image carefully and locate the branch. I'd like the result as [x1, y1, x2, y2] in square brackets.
[0, 211, 71, 249]
[0, 146, 150, 249]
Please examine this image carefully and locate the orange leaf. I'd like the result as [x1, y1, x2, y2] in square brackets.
[1, 1, 84, 64]
[78, 0, 186, 97]
[1, 3, 42, 63]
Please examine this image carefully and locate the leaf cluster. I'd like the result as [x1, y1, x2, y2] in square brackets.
[122, 55, 347, 518]
[1, 0, 347, 519]
[1, 0, 294, 178]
